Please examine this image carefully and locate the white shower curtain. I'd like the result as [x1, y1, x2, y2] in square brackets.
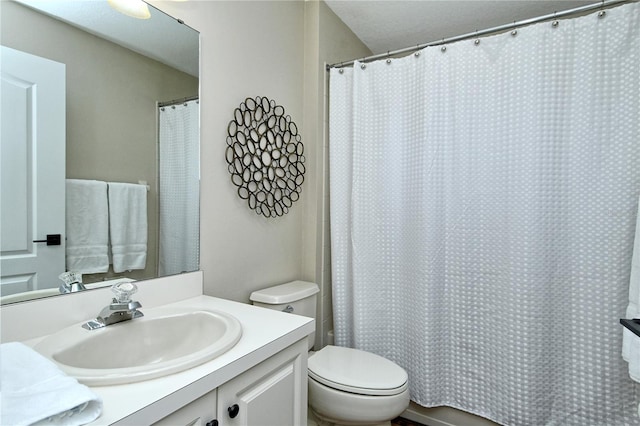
[158, 99, 200, 276]
[330, 4, 640, 425]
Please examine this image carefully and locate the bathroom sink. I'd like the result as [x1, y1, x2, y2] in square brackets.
[34, 307, 242, 386]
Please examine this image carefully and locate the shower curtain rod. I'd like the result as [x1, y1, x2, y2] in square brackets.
[158, 95, 199, 108]
[327, 0, 634, 69]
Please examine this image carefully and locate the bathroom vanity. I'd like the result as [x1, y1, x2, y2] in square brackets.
[0, 272, 314, 425]
[153, 337, 307, 426]
[84, 296, 311, 425]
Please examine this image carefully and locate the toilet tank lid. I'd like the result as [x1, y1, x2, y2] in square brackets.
[249, 280, 319, 304]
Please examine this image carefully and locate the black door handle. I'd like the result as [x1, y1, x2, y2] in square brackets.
[33, 234, 61, 246]
[228, 404, 240, 418]
[205, 420, 219, 426]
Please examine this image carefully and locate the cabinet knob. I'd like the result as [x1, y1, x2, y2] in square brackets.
[228, 404, 240, 418]
[205, 421, 218, 426]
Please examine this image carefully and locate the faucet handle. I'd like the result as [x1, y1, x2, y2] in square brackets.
[59, 271, 82, 285]
[58, 271, 85, 294]
[112, 281, 138, 303]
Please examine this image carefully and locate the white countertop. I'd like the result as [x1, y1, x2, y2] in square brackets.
[25, 295, 314, 425]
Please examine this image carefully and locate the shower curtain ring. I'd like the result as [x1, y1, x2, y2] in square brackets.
[439, 39, 447, 52]
[552, 12, 559, 27]
[598, 0, 606, 18]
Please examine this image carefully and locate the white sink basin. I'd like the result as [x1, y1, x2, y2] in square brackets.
[34, 307, 242, 386]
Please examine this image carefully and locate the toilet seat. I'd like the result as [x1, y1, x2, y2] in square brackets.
[308, 345, 408, 396]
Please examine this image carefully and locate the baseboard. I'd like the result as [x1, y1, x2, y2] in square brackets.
[401, 402, 499, 426]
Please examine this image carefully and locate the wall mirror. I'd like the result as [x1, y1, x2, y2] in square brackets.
[0, 0, 200, 304]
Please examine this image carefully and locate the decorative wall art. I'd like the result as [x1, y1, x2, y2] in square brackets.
[225, 96, 305, 217]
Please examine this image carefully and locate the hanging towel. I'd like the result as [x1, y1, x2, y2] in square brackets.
[0, 342, 102, 426]
[65, 179, 109, 273]
[108, 182, 147, 273]
[622, 195, 640, 382]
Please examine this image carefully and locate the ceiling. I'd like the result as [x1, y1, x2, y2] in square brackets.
[325, 0, 595, 56]
[15, 0, 199, 77]
[16, 0, 607, 75]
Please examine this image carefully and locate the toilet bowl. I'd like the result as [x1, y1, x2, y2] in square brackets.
[250, 281, 410, 426]
[308, 345, 409, 425]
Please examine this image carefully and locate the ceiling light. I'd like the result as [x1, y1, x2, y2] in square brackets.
[108, 0, 151, 19]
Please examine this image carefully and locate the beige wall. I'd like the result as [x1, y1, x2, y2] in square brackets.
[146, 0, 370, 315]
[1, 1, 198, 282]
[149, 0, 306, 302]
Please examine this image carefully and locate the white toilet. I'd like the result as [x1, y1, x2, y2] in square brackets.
[250, 281, 410, 426]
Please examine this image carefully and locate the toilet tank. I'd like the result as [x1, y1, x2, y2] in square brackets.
[250, 280, 319, 350]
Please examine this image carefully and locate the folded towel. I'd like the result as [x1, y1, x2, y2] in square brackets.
[0, 342, 102, 426]
[622, 195, 640, 382]
[65, 180, 109, 273]
[108, 182, 148, 273]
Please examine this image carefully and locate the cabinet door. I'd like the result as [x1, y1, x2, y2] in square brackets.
[153, 389, 217, 426]
[217, 339, 308, 426]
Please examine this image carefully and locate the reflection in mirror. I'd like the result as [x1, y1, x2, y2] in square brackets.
[0, 0, 199, 304]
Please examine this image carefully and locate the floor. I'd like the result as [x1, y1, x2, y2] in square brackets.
[308, 412, 426, 426]
[391, 417, 427, 426]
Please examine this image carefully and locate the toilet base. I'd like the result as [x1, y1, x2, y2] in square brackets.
[308, 407, 391, 426]
[308, 376, 409, 426]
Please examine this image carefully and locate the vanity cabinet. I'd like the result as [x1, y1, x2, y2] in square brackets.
[217, 339, 307, 426]
[152, 339, 307, 426]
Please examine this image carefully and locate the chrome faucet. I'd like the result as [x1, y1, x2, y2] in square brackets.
[58, 271, 86, 294]
[82, 282, 143, 330]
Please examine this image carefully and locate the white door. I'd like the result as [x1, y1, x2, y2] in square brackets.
[1, 46, 66, 296]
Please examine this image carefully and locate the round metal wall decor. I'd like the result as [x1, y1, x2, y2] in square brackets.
[225, 96, 305, 218]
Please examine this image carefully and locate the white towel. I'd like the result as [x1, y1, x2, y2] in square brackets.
[65, 180, 109, 273]
[108, 182, 148, 273]
[622, 195, 640, 382]
[0, 342, 102, 426]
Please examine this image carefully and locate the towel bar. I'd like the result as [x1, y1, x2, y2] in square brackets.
[621, 318, 640, 338]
[137, 180, 150, 191]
